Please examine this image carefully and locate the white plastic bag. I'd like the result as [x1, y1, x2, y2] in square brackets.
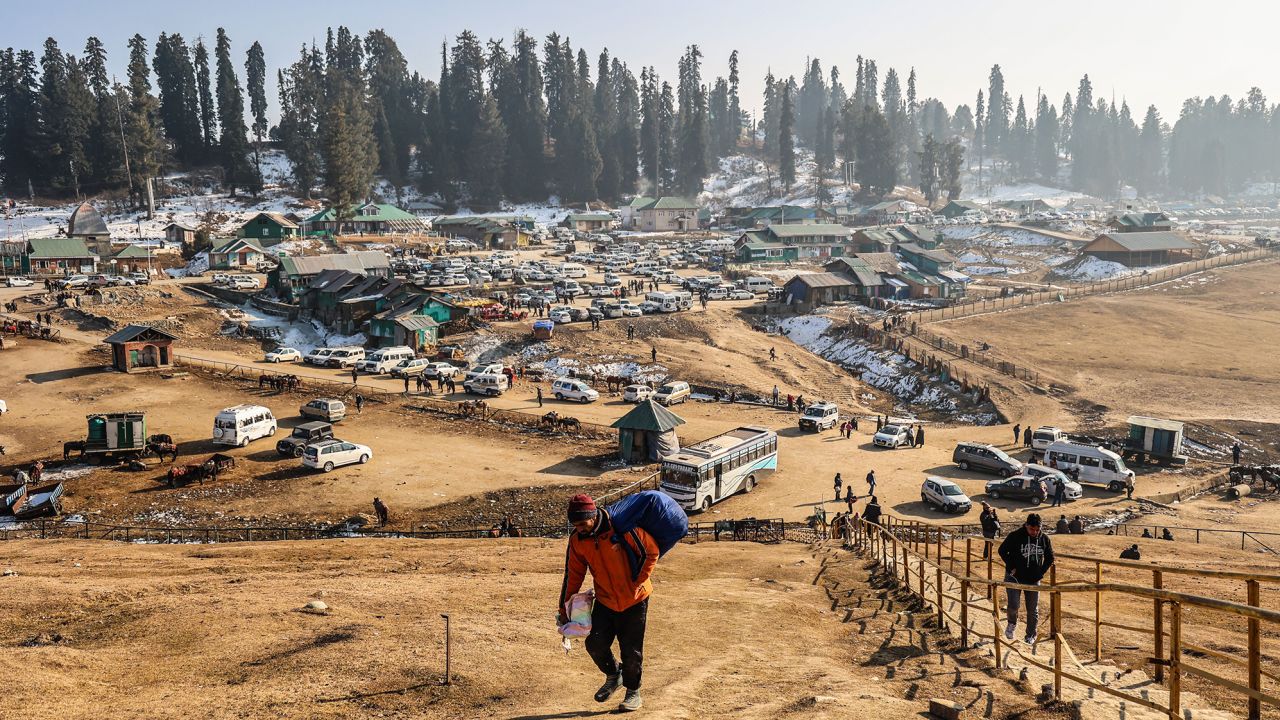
[558, 589, 594, 640]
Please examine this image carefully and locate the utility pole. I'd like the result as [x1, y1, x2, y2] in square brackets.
[112, 76, 135, 200]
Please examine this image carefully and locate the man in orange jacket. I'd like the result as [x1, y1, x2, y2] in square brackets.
[559, 493, 659, 713]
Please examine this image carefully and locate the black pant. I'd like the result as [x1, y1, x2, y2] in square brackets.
[585, 598, 648, 690]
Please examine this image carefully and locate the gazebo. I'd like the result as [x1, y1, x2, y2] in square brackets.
[103, 324, 178, 373]
[611, 399, 686, 463]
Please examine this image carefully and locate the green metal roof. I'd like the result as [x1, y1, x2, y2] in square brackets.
[212, 237, 266, 253]
[611, 399, 686, 432]
[112, 244, 153, 259]
[27, 238, 94, 258]
[640, 196, 699, 210]
[565, 212, 613, 222]
[627, 196, 655, 208]
[306, 203, 418, 223]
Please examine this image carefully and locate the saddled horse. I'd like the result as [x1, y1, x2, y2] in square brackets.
[146, 441, 179, 463]
[557, 416, 582, 432]
[166, 462, 212, 487]
[540, 411, 560, 429]
[458, 399, 489, 418]
[604, 375, 629, 392]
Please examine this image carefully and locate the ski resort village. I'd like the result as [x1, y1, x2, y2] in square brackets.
[2, 8, 1280, 719]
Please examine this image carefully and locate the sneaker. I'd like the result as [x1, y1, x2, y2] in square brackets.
[594, 674, 622, 703]
[1004, 623, 1015, 640]
[619, 689, 643, 712]
[1024, 635, 1036, 645]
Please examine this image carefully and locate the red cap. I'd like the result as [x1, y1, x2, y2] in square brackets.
[568, 494, 597, 522]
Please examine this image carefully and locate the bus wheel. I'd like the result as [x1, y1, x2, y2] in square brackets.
[700, 497, 712, 513]
[742, 475, 756, 493]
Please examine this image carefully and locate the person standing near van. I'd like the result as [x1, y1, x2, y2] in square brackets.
[979, 502, 1001, 559]
[845, 486, 855, 513]
[1023, 426, 1032, 447]
[998, 513, 1055, 644]
[1125, 475, 1134, 500]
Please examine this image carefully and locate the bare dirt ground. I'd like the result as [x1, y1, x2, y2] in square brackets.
[926, 259, 1280, 426]
[0, 538, 1059, 720]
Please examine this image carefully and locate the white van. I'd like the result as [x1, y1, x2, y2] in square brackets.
[464, 373, 509, 396]
[1044, 441, 1135, 492]
[670, 291, 692, 310]
[304, 347, 336, 365]
[631, 260, 659, 275]
[324, 347, 366, 368]
[552, 378, 599, 403]
[743, 277, 775, 294]
[213, 405, 278, 447]
[653, 381, 691, 406]
[646, 291, 678, 313]
[358, 346, 415, 374]
[559, 263, 588, 279]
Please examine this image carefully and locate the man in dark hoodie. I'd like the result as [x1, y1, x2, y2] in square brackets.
[998, 513, 1055, 645]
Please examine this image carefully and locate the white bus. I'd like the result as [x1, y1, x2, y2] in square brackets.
[660, 426, 778, 512]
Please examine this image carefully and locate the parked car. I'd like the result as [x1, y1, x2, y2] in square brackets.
[727, 289, 755, 300]
[921, 477, 972, 513]
[230, 276, 259, 290]
[799, 402, 839, 431]
[59, 274, 92, 288]
[653, 381, 691, 406]
[422, 361, 460, 379]
[127, 272, 150, 285]
[873, 424, 913, 448]
[210, 273, 232, 285]
[300, 398, 347, 423]
[303, 347, 336, 365]
[5, 276, 34, 287]
[952, 441, 1023, 477]
[1022, 464, 1084, 500]
[212, 404, 277, 447]
[619, 302, 643, 318]
[623, 384, 654, 403]
[276, 421, 334, 458]
[85, 274, 111, 288]
[464, 362, 505, 383]
[357, 346, 414, 374]
[324, 347, 365, 368]
[552, 378, 599, 403]
[106, 275, 135, 286]
[1031, 426, 1068, 454]
[1044, 441, 1135, 492]
[303, 439, 372, 472]
[549, 309, 573, 323]
[464, 373, 509, 396]
[264, 347, 302, 363]
[705, 286, 729, 300]
[390, 357, 434, 378]
[985, 475, 1049, 504]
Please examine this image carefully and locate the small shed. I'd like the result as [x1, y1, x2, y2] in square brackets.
[164, 221, 196, 245]
[1125, 416, 1187, 464]
[104, 324, 178, 373]
[782, 272, 856, 305]
[611, 399, 686, 463]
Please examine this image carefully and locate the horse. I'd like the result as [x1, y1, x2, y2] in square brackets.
[258, 373, 271, 389]
[540, 411, 560, 429]
[146, 441, 178, 463]
[63, 440, 86, 460]
[605, 375, 628, 392]
[147, 434, 173, 446]
[558, 416, 582, 432]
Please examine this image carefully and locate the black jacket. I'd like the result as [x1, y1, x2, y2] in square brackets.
[998, 526, 1055, 584]
[979, 509, 1001, 538]
[862, 501, 882, 525]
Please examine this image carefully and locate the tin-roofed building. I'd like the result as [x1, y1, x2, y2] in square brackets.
[304, 202, 426, 235]
[781, 272, 857, 306]
[24, 238, 96, 275]
[103, 324, 178, 373]
[268, 251, 391, 301]
[635, 197, 701, 232]
[237, 212, 300, 244]
[1080, 232, 1196, 266]
[67, 202, 111, 256]
[1106, 212, 1174, 233]
[562, 212, 615, 233]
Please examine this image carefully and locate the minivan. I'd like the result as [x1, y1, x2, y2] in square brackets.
[464, 373, 509, 396]
[304, 347, 336, 365]
[325, 347, 366, 368]
[952, 441, 1023, 477]
[212, 405, 278, 447]
[559, 263, 588, 279]
[743, 277, 775, 294]
[1044, 441, 1135, 492]
[552, 378, 599, 403]
[358, 346, 414, 374]
[653, 381, 691, 406]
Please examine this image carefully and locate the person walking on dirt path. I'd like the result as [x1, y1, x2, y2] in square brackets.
[861, 496, 882, 525]
[1232, 441, 1242, 465]
[845, 486, 855, 513]
[355, 394, 365, 414]
[833, 473, 843, 501]
[537, 387, 543, 408]
[980, 502, 1001, 559]
[1125, 475, 1134, 500]
[875, 415, 883, 431]
[772, 385, 780, 406]
[850, 415, 858, 433]
[403, 376, 410, 394]
[769, 347, 776, 361]
[999, 513, 1055, 645]
[1012, 424, 1021, 446]
[351, 367, 358, 384]
[915, 424, 925, 448]
[650, 346, 657, 363]
[866, 469, 876, 496]
[559, 494, 658, 713]
[627, 325, 635, 340]
[373, 497, 388, 527]
[1023, 426, 1032, 447]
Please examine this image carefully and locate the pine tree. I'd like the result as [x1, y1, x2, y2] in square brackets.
[560, 108, 602, 201]
[153, 33, 203, 167]
[0, 49, 42, 194]
[657, 80, 676, 193]
[814, 106, 835, 204]
[855, 104, 895, 196]
[881, 68, 905, 177]
[194, 39, 215, 161]
[639, 67, 659, 193]
[985, 65, 1007, 156]
[125, 34, 163, 193]
[778, 80, 795, 192]
[974, 90, 985, 177]
[364, 30, 414, 187]
[1034, 94, 1059, 182]
[447, 31, 486, 189]
[81, 37, 125, 189]
[1008, 94, 1030, 178]
[727, 50, 741, 150]
[37, 38, 94, 195]
[798, 58, 826, 147]
[1136, 105, 1163, 197]
[321, 65, 377, 220]
[1069, 75, 1093, 190]
[918, 133, 940, 204]
[611, 59, 640, 195]
[467, 95, 507, 207]
[593, 48, 620, 200]
[761, 70, 778, 158]
[674, 45, 709, 196]
[506, 30, 548, 200]
[838, 99, 858, 185]
[245, 41, 268, 192]
[943, 138, 964, 199]
[277, 45, 323, 198]
[214, 29, 252, 196]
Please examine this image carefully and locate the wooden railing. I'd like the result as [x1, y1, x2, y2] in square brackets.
[848, 513, 1279, 720]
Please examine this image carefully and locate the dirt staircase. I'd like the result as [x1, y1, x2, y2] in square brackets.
[818, 541, 1238, 720]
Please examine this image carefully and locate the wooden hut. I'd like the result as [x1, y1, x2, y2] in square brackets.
[611, 399, 686, 463]
[103, 324, 178, 373]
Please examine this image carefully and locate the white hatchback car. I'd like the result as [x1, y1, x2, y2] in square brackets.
[873, 424, 913, 448]
[303, 439, 372, 472]
[921, 477, 973, 513]
[6, 276, 34, 287]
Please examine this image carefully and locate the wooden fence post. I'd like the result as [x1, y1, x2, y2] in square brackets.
[960, 579, 970, 648]
[1051, 565, 1062, 701]
[950, 534, 956, 574]
[1095, 561, 1103, 663]
[1169, 601, 1182, 720]
[1153, 569, 1165, 683]
[992, 579, 1003, 668]
[935, 566, 944, 630]
[1248, 579, 1261, 720]
[965, 537, 972, 581]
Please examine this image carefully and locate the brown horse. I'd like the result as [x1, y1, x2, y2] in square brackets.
[63, 440, 86, 460]
[558, 416, 582, 432]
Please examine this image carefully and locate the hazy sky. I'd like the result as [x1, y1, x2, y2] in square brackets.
[2, 0, 1270, 124]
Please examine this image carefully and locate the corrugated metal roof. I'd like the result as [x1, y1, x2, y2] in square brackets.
[103, 324, 179, 344]
[640, 196, 699, 210]
[27, 238, 94, 258]
[785, 272, 855, 289]
[68, 203, 109, 236]
[280, 251, 390, 276]
[1086, 232, 1195, 252]
[112, 244, 153, 259]
[768, 223, 851, 239]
